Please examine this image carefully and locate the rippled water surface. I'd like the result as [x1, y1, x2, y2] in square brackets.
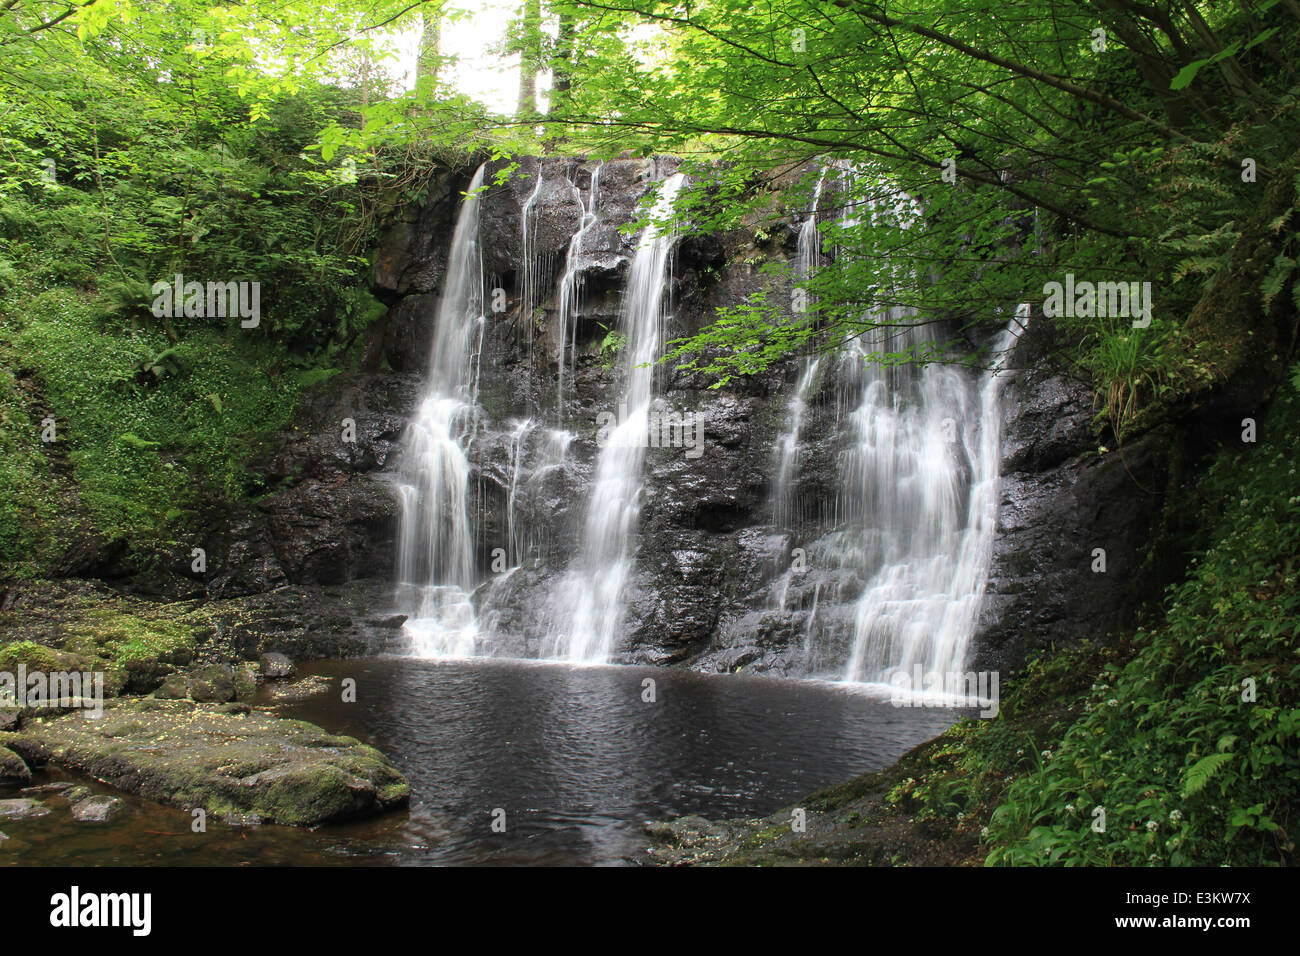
[2, 659, 968, 865]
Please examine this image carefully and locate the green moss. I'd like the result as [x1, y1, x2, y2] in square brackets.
[803, 773, 885, 813]
[0, 640, 66, 673]
[79, 606, 195, 668]
[1, 586, 197, 695]
[0, 286, 301, 575]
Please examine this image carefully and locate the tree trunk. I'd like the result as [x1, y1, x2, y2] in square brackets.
[551, 11, 575, 110]
[417, 8, 441, 92]
[1180, 147, 1300, 418]
[516, 0, 542, 119]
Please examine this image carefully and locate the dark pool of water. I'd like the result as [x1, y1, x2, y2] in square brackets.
[2, 658, 968, 865]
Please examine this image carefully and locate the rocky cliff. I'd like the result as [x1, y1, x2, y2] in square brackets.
[200, 154, 1178, 675]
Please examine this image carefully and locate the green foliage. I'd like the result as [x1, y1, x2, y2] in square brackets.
[1070, 316, 1186, 435]
[0, 361, 64, 578]
[547, 0, 1300, 436]
[1, 287, 300, 571]
[982, 371, 1300, 865]
[597, 325, 627, 370]
[881, 640, 1124, 851]
[0, 0, 481, 575]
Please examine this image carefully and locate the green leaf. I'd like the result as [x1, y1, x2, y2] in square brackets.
[1170, 59, 1209, 90]
[1182, 752, 1233, 798]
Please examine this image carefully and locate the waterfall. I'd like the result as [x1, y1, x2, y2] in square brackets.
[797, 169, 828, 277]
[504, 418, 536, 566]
[773, 359, 820, 531]
[387, 158, 1019, 679]
[394, 164, 488, 658]
[520, 169, 546, 358]
[772, 168, 828, 531]
[556, 162, 604, 409]
[543, 173, 687, 663]
[839, 306, 1027, 684]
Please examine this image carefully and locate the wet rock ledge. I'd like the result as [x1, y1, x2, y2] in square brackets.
[2, 699, 409, 827]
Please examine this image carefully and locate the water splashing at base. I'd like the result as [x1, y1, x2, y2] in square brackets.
[544, 173, 687, 663]
[840, 304, 1028, 684]
[394, 165, 488, 658]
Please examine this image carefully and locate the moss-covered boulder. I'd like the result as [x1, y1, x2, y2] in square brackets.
[153, 664, 238, 702]
[6, 698, 409, 826]
[0, 745, 30, 785]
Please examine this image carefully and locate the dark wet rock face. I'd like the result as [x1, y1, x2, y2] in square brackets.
[970, 320, 1179, 672]
[370, 166, 468, 302]
[975, 422, 1177, 673]
[204, 373, 420, 597]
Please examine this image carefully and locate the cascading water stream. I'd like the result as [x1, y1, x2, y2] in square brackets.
[772, 172, 828, 531]
[839, 306, 1027, 685]
[764, 172, 1026, 689]
[543, 173, 687, 663]
[556, 162, 603, 410]
[520, 170, 546, 359]
[394, 164, 488, 658]
[772, 358, 820, 533]
[504, 418, 535, 566]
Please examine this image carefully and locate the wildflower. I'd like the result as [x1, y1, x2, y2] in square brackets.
[1146, 820, 1158, 832]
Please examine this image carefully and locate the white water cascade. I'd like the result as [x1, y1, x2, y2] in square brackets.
[556, 162, 604, 408]
[520, 169, 547, 359]
[838, 305, 1027, 685]
[773, 358, 821, 532]
[772, 170, 828, 531]
[543, 173, 687, 663]
[394, 164, 488, 658]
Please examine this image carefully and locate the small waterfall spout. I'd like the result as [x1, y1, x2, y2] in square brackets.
[772, 171, 829, 531]
[556, 162, 604, 408]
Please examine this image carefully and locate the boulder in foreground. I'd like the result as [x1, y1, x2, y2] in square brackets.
[4, 699, 408, 827]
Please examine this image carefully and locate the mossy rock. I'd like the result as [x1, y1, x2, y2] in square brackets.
[0, 581, 197, 696]
[0, 746, 31, 785]
[5, 698, 408, 827]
